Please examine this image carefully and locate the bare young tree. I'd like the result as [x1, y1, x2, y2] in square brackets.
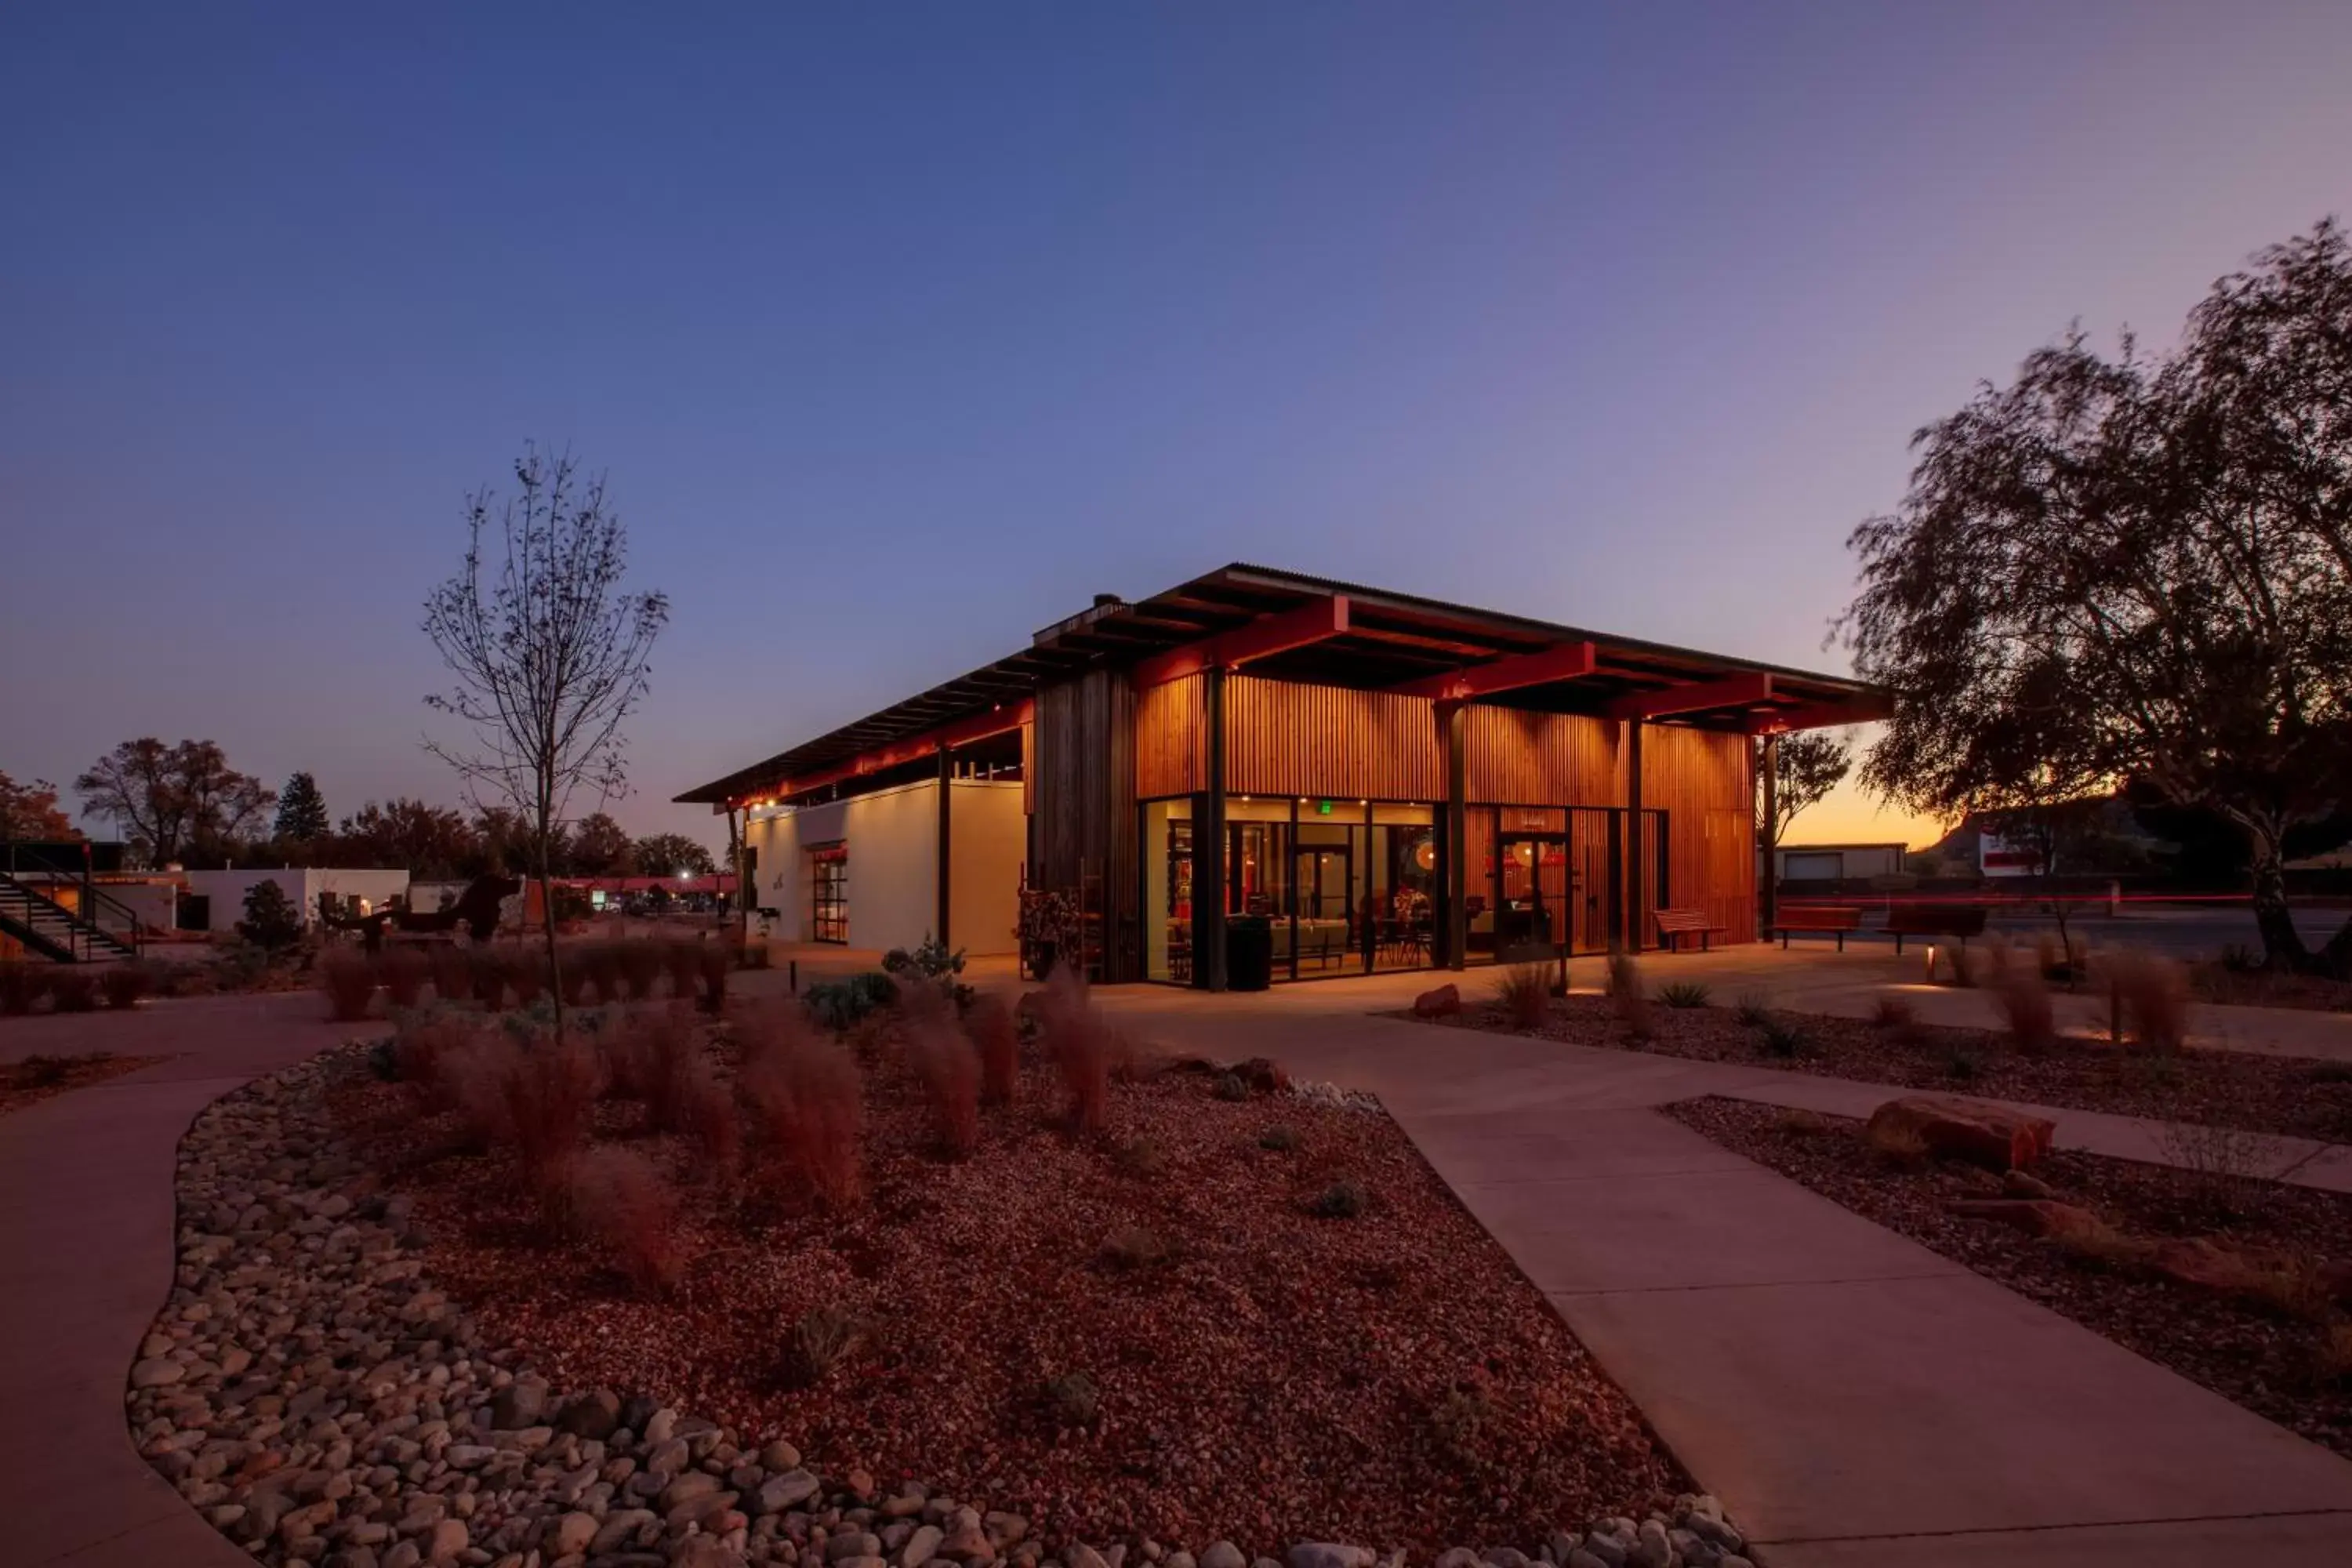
[1755, 729, 1853, 844]
[423, 446, 669, 1034]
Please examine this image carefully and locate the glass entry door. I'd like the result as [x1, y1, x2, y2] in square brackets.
[1497, 834, 1567, 953]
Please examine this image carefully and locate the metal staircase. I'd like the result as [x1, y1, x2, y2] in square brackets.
[0, 871, 140, 963]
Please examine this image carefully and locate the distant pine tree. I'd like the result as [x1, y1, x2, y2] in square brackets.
[275, 771, 329, 842]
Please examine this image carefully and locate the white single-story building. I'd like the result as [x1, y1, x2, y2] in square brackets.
[1769, 842, 1909, 884]
[183, 869, 413, 931]
[744, 777, 1025, 956]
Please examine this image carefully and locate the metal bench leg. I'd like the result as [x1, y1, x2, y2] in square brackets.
[1836, 933, 1845, 953]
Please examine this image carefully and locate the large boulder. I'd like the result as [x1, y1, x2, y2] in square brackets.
[1865, 1096, 2055, 1171]
[1413, 983, 1463, 1018]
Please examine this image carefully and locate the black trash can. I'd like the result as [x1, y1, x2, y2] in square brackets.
[1226, 915, 1273, 991]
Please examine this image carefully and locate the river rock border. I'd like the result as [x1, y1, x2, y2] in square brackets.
[129, 1044, 1757, 1568]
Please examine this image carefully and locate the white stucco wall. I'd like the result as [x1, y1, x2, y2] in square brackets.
[744, 778, 1024, 956]
[183, 869, 412, 931]
[949, 780, 1025, 956]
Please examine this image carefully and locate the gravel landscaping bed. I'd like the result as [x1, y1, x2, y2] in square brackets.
[1406, 990, 2352, 1142]
[129, 1020, 1747, 1568]
[2191, 962, 2352, 1014]
[0, 1050, 164, 1115]
[1663, 1094, 2352, 1456]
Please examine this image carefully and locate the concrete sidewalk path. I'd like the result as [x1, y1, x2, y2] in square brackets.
[0, 993, 360, 1568]
[1096, 978, 2352, 1566]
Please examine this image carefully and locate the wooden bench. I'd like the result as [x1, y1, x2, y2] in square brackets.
[1885, 903, 1989, 953]
[1773, 904, 1864, 950]
[1654, 907, 1726, 952]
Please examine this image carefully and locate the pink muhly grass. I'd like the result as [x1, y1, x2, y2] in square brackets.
[1039, 970, 1111, 1134]
[740, 1005, 866, 1207]
[964, 993, 1021, 1106]
[320, 950, 377, 1022]
[426, 944, 472, 1006]
[503, 949, 549, 1008]
[568, 1147, 685, 1297]
[615, 941, 664, 1001]
[378, 947, 430, 1010]
[909, 1016, 982, 1158]
[662, 941, 700, 1000]
[695, 941, 731, 1013]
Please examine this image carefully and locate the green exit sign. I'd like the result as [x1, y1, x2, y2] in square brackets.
[1316, 799, 1333, 815]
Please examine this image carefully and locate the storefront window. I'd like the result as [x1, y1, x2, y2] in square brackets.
[1142, 798, 1193, 982]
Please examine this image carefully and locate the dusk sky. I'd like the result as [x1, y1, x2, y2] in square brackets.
[7, 3, 2350, 853]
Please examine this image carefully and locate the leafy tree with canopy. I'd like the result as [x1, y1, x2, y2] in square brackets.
[1841, 220, 2352, 973]
[0, 772, 78, 840]
[74, 739, 276, 867]
[630, 833, 716, 878]
[423, 445, 668, 1036]
[566, 811, 636, 876]
[274, 771, 330, 844]
[335, 798, 479, 880]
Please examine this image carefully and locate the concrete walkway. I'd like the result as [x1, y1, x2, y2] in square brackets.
[0, 993, 358, 1567]
[1091, 975, 2352, 1566]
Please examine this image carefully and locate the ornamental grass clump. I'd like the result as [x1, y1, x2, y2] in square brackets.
[576, 941, 622, 1005]
[1988, 956, 2057, 1053]
[48, 970, 98, 1013]
[672, 1051, 742, 1187]
[379, 946, 430, 1009]
[615, 939, 665, 1001]
[0, 961, 48, 1015]
[740, 1004, 866, 1207]
[662, 940, 700, 1000]
[605, 1006, 700, 1128]
[695, 939, 731, 1013]
[503, 949, 549, 1008]
[964, 993, 1021, 1105]
[500, 1033, 603, 1217]
[99, 963, 151, 1011]
[427, 943, 473, 1006]
[1657, 980, 1711, 1009]
[2109, 949, 2193, 1055]
[905, 998, 981, 1158]
[568, 1147, 684, 1297]
[468, 948, 507, 1011]
[786, 1305, 862, 1388]
[319, 950, 377, 1022]
[1037, 969, 1112, 1134]
[1494, 964, 1549, 1030]
[1607, 949, 1653, 1041]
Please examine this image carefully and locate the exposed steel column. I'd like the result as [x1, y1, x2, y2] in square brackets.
[1759, 734, 1780, 941]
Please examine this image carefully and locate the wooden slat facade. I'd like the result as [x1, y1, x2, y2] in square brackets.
[1134, 672, 1208, 799]
[1221, 674, 1445, 800]
[1034, 667, 1756, 977]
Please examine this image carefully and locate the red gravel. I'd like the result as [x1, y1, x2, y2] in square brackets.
[1663, 1094, 2352, 1456]
[0, 1051, 162, 1116]
[1406, 992, 2352, 1142]
[336, 1025, 1683, 1552]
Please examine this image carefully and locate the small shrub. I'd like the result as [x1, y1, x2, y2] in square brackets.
[569, 1148, 684, 1297]
[740, 1005, 866, 1206]
[2220, 941, 2259, 974]
[1945, 1047, 1984, 1082]
[15, 1054, 75, 1087]
[1042, 1370, 1100, 1428]
[1258, 1125, 1301, 1152]
[1038, 970, 1111, 1134]
[1494, 964, 1551, 1030]
[2110, 950, 2192, 1055]
[786, 1305, 862, 1387]
[2153, 1120, 2291, 1222]
[1309, 1178, 1368, 1219]
[366, 1039, 400, 1081]
[1213, 1070, 1250, 1102]
[0, 962, 49, 1015]
[1657, 981, 1711, 1009]
[615, 940, 665, 1002]
[1098, 1224, 1171, 1271]
[662, 940, 700, 1000]
[1776, 1107, 1830, 1138]
[1759, 1019, 1812, 1058]
[1734, 993, 1772, 1028]
[426, 943, 473, 1005]
[2316, 1323, 2352, 1384]
[1112, 1135, 1167, 1178]
[1428, 1385, 1492, 1468]
[805, 972, 898, 1032]
[100, 964, 151, 1011]
[379, 947, 430, 1009]
[696, 940, 731, 1012]
[1870, 995, 1916, 1030]
[1989, 963, 2056, 1052]
[503, 950, 549, 1008]
[236, 879, 304, 950]
[964, 993, 1020, 1106]
[320, 950, 377, 1022]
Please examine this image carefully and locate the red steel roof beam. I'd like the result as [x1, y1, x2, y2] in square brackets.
[1390, 641, 1597, 703]
[1131, 594, 1351, 689]
[1606, 672, 1776, 721]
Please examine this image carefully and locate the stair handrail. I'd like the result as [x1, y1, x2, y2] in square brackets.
[0, 869, 143, 956]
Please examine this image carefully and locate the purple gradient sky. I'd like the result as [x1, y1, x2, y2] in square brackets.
[5, 3, 2350, 852]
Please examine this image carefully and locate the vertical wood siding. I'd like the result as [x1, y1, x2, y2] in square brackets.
[1639, 725, 1756, 944]
[1221, 675, 1444, 800]
[1032, 670, 1141, 980]
[1461, 708, 1623, 805]
[1134, 673, 1207, 798]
